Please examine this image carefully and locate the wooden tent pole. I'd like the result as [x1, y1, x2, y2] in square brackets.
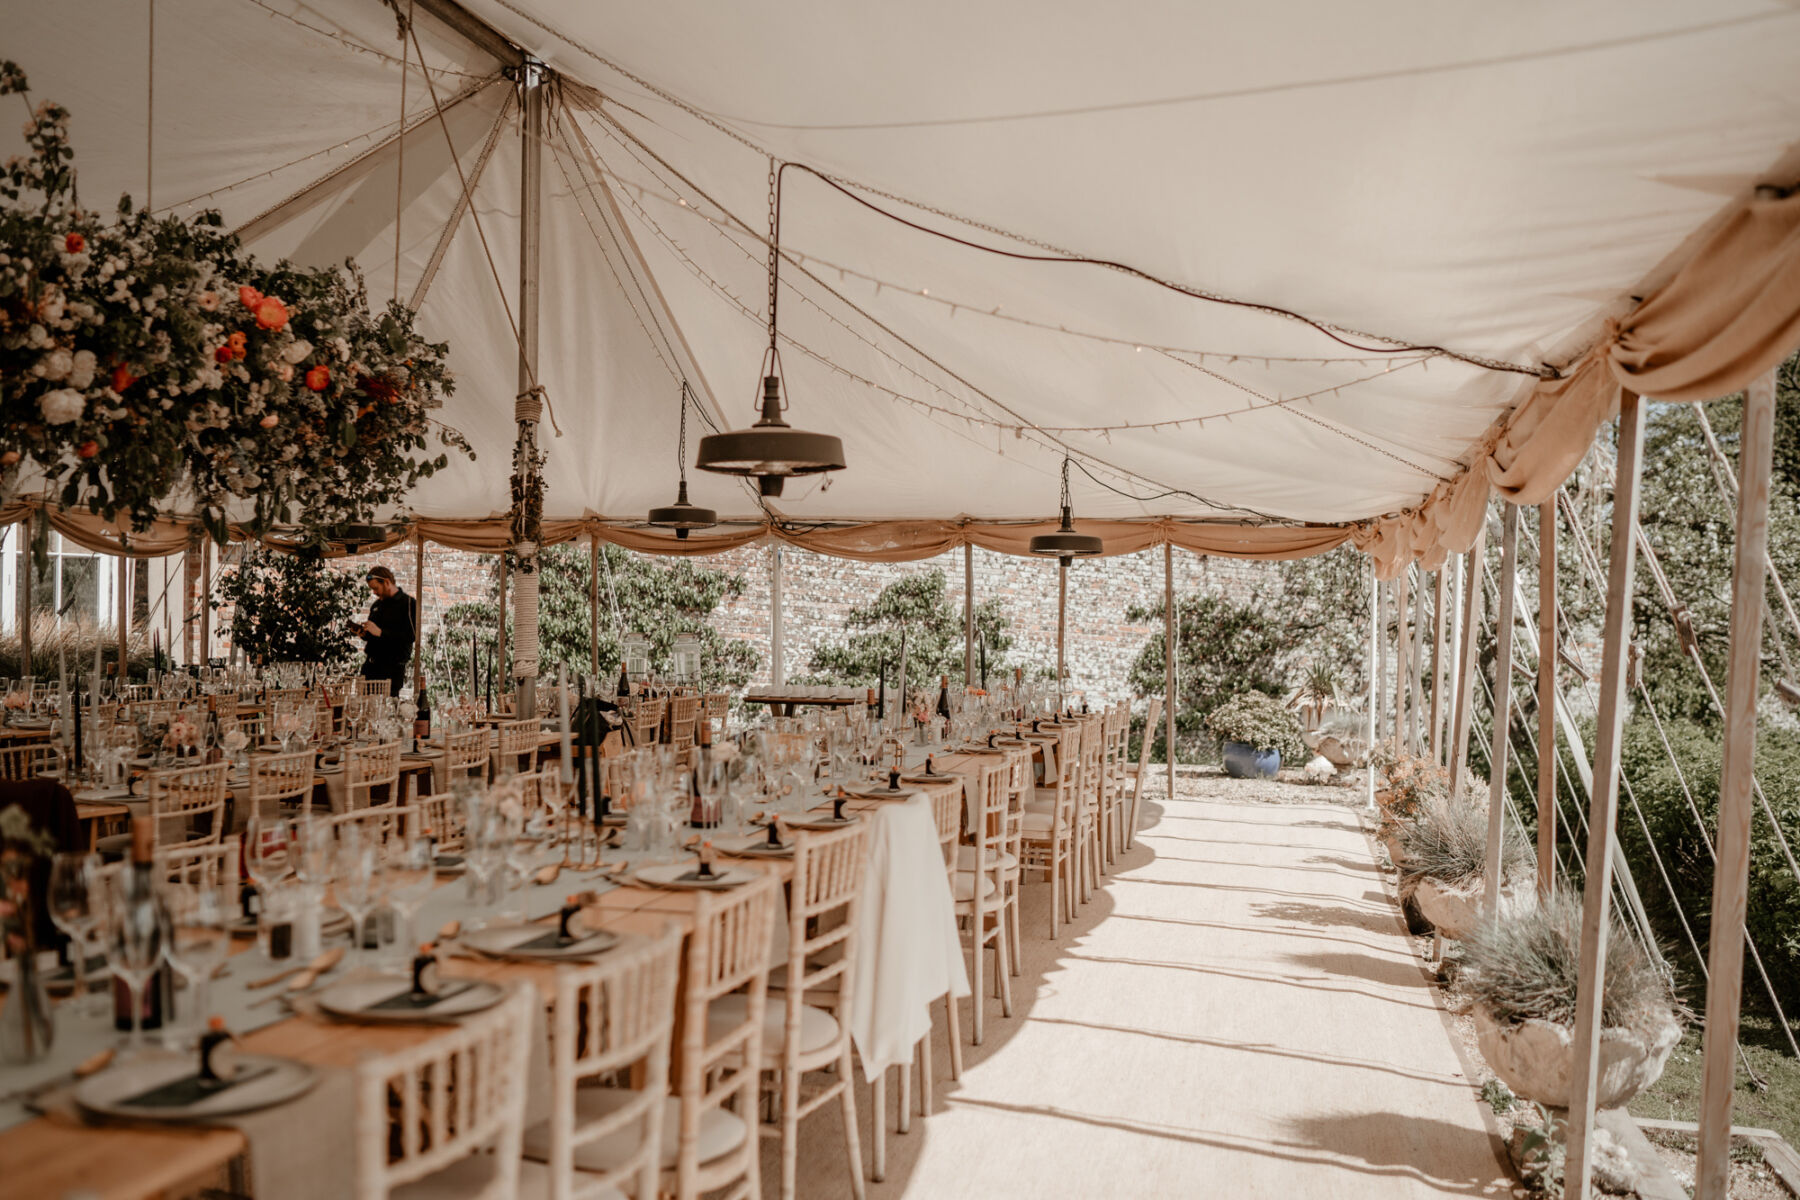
[1375, 580, 1389, 747]
[964, 541, 974, 687]
[413, 535, 426, 698]
[770, 544, 785, 690]
[1057, 555, 1069, 711]
[1537, 502, 1558, 897]
[18, 521, 32, 676]
[1164, 542, 1175, 800]
[1409, 567, 1425, 754]
[1448, 530, 1486, 803]
[1394, 571, 1409, 751]
[1695, 370, 1778, 1200]
[1429, 568, 1447, 762]
[1367, 565, 1378, 810]
[117, 555, 129, 679]
[199, 539, 212, 667]
[589, 537, 600, 675]
[1565, 390, 1646, 1198]
[497, 553, 508, 691]
[1483, 504, 1519, 913]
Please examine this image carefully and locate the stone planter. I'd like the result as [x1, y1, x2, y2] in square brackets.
[1409, 876, 1531, 940]
[1473, 1005, 1681, 1110]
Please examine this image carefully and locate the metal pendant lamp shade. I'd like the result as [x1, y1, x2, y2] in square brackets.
[695, 374, 846, 499]
[1029, 458, 1104, 558]
[649, 382, 718, 539]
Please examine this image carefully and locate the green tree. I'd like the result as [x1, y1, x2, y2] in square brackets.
[211, 548, 364, 667]
[421, 544, 759, 704]
[803, 569, 1013, 689]
[1127, 592, 1288, 763]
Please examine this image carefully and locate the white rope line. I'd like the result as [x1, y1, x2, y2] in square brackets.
[238, 0, 490, 81]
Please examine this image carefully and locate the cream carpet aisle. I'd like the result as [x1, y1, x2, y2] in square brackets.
[778, 788, 1515, 1199]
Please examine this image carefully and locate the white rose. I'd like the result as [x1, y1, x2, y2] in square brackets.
[68, 350, 96, 388]
[38, 387, 84, 424]
[37, 347, 72, 380]
[282, 339, 313, 364]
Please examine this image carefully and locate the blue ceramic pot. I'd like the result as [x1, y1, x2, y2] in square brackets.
[1222, 740, 1280, 780]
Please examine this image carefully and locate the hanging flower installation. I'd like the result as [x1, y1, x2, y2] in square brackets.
[0, 62, 471, 547]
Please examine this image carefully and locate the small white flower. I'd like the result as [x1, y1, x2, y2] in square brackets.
[38, 387, 84, 424]
[37, 346, 72, 380]
[282, 339, 313, 364]
[68, 349, 96, 388]
[26, 324, 49, 348]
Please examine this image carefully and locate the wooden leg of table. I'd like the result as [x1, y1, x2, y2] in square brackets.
[870, 1068, 887, 1182]
[943, 992, 963, 1080]
[897, 1052, 912, 1134]
[918, 1034, 933, 1118]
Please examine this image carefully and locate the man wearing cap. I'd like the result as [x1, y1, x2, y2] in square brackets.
[354, 565, 417, 698]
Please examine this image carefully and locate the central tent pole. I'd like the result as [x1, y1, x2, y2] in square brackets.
[1484, 504, 1519, 913]
[1448, 529, 1486, 802]
[770, 544, 785, 690]
[1696, 370, 1778, 1200]
[589, 537, 600, 675]
[1566, 391, 1646, 1197]
[1429, 568, 1446, 762]
[199, 538, 212, 667]
[1537, 502, 1558, 897]
[1057, 555, 1069, 711]
[964, 541, 974, 687]
[506, 59, 546, 719]
[1164, 541, 1175, 800]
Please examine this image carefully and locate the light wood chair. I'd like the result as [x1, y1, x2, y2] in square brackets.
[954, 762, 1012, 1044]
[232, 710, 271, 749]
[667, 696, 700, 753]
[723, 824, 869, 1200]
[517, 926, 683, 1200]
[669, 872, 780, 1200]
[352, 982, 534, 1200]
[324, 803, 419, 852]
[628, 698, 665, 748]
[311, 700, 337, 742]
[100, 836, 240, 895]
[493, 719, 541, 777]
[702, 693, 730, 740]
[358, 678, 393, 698]
[442, 729, 489, 790]
[1077, 717, 1105, 892]
[345, 740, 403, 811]
[0, 742, 59, 780]
[1021, 726, 1080, 938]
[264, 687, 308, 707]
[1126, 697, 1163, 851]
[247, 748, 316, 816]
[414, 793, 468, 853]
[146, 761, 230, 852]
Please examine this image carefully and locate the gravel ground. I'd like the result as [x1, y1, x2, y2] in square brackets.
[1139, 762, 1373, 808]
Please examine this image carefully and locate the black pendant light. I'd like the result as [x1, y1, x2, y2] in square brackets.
[648, 382, 718, 539]
[695, 161, 845, 498]
[1029, 457, 1104, 559]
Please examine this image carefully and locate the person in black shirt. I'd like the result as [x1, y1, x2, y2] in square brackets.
[354, 565, 417, 698]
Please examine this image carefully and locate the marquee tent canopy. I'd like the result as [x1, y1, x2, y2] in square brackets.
[7, 0, 1800, 571]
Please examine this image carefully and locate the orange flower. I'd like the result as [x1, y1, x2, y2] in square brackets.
[110, 364, 135, 392]
[238, 285, 263, 310]
[227, 331, 247, 349]
[254, 296, 289, 331]
[64, 232, 85, 254]
[304, 365, 330, 392]
[76, 440, 98, 458]
[259, 413, 279, 428]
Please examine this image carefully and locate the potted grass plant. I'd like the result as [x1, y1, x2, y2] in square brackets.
[1457, 895, 1684, 1109]
[1205, 692, 1306, 779]
[1396, 791, 1534, 939]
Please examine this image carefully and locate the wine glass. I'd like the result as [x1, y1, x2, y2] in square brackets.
[104, 872, 168, 1056]
[166, 882, 230, 1047]
[385, 836, 436, 966]
[334, 831, 380, 965]
[47, 853, 104, 1016]
[244, 813, 293, 899]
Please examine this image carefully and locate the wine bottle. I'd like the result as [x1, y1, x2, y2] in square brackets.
[689, 720, 715, 828]
[936, 674, 951, 720]
[616, 661, 630, 699]
[113, 817, 173, 1032]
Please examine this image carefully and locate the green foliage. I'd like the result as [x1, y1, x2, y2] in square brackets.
[1398, 792, 1534, 891]
[421, 544, 759, 704]
[1478, 1077, 1516, 1115]
[210, 548, 363, 667]
[1203, 691, 1306, 761]
[1125, 546, 1371, 763]
[1458, 893, 1681, 1038]
[802, 569, 1012, 688]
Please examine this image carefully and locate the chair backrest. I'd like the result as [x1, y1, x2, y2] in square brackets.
[312, 700, 337, 741]
[543, 927, 683, 1200]
[674, 872, 779, 1198]
[667, 696, 699, 752]
[359, 678, 393, 698]
[701, 693, 730, 736]
[265, 687, 308, 706]
[443, 729, 488, 786]
[0, 742, 58, 781]
[494, 719, 539, 774]
[146, 761, 230, 851]
[629, 698, 665, 747]
[233, 710, 270, 748]
[100, 835, 241, 895]
[782, 824, 870, 1039]
[353, 982, 534, 1200]
[326, 803, 419, 851]
[247, 748, 315, 813]
[414, 793, 467, 852]
[346, 741, 403, 810]
[129, 699, 177, 723]
[929, 786, 961, 877]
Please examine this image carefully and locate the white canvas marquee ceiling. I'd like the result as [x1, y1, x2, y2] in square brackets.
[7, 0, 1800, 557]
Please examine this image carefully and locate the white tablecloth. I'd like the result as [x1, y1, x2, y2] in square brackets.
[848, 793, 969, 1081]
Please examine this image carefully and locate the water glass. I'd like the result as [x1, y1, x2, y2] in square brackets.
[48, 853, 104, 1016]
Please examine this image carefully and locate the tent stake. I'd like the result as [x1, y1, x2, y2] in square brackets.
[1537, 502, 1557, 897]
[1566, 390, 1646, 1198]
[1484, 504, 1518, 913]
[1696, 369, 1778, 1200]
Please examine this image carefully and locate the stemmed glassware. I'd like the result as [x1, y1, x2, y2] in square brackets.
[104, 873, 168, 1056]
[244, 812, 293, 899]
[166, 882, 230, 1046]
[47, 853, 104, 1016]
[385, 835, 436, 964]
[333, 831, 381, 965]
